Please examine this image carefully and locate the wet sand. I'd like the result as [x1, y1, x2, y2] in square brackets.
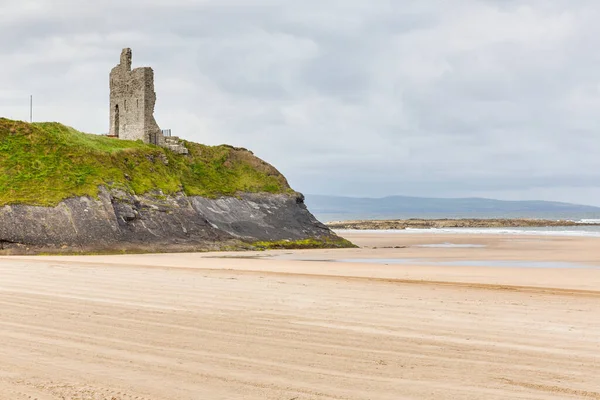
[0, 232, 599, 399]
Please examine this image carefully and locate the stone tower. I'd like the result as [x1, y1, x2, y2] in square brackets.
[109, 48, 163, 145]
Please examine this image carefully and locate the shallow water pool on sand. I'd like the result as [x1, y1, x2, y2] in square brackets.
[336, 259, 600, 269]
[412, 243, 486, 248]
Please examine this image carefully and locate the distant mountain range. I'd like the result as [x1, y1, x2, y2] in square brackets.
[305, 194, 600, 222]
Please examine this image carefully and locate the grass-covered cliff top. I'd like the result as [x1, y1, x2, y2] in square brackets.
[0, 118, 292, 207]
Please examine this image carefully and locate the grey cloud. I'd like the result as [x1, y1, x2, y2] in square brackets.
[1, 0, 599, 205]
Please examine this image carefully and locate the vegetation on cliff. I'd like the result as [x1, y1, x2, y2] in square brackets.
[252, 237, 358, 250]
[0, 118, 292, 207]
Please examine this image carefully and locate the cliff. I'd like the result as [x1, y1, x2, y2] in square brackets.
[0, 118, 351, 254]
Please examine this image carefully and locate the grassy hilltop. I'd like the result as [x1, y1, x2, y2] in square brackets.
[0, 118, 292, 207]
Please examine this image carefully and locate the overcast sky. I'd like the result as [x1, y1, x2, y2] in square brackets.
[1, 1, 600, 205]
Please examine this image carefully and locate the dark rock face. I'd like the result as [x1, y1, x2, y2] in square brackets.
[191, 192, 330, 241]
[0, 188, 337, 254]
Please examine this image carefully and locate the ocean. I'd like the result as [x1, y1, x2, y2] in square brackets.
[335, 225, 600, 237]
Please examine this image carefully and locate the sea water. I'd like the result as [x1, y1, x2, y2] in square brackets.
[335, 225, 600, 237]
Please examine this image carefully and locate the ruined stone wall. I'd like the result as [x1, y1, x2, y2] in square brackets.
[109, 48, 163, 145]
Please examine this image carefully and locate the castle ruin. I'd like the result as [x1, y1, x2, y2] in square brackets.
[109, 48, 188, 154]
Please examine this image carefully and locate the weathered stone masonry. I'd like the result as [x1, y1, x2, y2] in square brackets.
[109, 48, 188, 154]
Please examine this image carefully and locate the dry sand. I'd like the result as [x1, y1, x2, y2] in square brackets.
[0, 232, 599, 399]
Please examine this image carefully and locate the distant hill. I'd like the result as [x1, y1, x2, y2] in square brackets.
[304, 194, 600, 222]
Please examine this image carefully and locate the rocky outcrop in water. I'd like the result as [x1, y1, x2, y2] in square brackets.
[326, 219, 600, 230]
[0, 188, 345, 254]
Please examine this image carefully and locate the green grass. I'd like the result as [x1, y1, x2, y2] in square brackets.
[252, 237, 358, 250]
[0, 118, 292, 206]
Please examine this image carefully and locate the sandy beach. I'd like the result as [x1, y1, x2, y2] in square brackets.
[0, 232, 599, 399]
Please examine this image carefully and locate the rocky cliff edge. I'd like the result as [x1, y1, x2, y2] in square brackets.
[0, 188, 351, 254]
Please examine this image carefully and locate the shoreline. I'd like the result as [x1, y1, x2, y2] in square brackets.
[6, 232, 600, 292]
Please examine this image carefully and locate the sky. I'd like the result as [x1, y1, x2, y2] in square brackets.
[1, 0, 600, 205]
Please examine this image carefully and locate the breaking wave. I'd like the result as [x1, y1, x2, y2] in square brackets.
[336, 227, 600, 237]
